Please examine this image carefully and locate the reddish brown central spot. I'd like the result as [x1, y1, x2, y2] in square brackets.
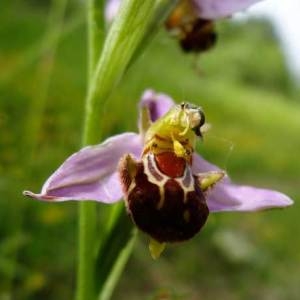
[155, 152, 186, 178]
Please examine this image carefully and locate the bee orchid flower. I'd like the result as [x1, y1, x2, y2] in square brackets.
[106, 0, 263, 53]
[24, 90, 293, 259]
[106, 0, 262, 22]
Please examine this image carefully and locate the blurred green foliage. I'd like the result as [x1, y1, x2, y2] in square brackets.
[0, 0, 299, 299]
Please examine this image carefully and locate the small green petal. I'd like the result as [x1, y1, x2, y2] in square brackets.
[198, 171, 225, 191]
[149, 238, 166, 260]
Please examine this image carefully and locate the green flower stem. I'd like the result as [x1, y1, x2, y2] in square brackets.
[77, 202, 97, 300]
[87, 0, 105, 80]
[78, 1, 178, 300]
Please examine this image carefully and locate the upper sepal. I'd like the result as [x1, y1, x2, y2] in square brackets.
[139, 89, 174, 126]
[23, 133, 143, 203]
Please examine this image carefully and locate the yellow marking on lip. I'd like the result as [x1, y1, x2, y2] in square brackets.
[142, 154, 167, 210]
[156, 186, 165, 210]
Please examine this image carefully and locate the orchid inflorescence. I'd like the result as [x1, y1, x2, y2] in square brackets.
[21, 2, 294, 300]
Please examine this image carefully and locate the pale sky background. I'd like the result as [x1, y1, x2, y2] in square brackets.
[235, 0, 300, 82]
